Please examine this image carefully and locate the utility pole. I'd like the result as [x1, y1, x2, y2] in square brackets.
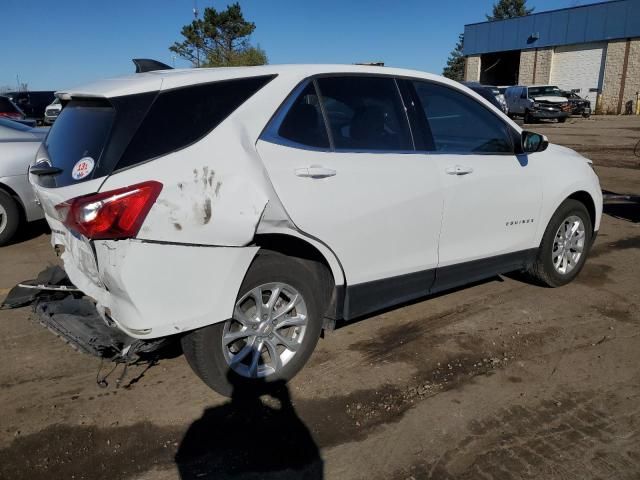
[193, 0, 200, 68]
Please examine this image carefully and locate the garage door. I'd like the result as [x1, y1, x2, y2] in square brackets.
[550, 42, 606, 106]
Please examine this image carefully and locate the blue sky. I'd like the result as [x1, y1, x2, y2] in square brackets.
[1, 0, 604, 91]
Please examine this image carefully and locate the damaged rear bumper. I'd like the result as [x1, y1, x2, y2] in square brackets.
[1, 267, 165, 363]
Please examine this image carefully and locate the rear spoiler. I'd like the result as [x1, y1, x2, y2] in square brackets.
[132, 58, 173, 73]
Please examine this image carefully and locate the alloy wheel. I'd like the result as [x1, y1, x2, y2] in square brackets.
[552, 215, 586, 275]
[222, 282, 308, 378]
[0, 203, 7, 234]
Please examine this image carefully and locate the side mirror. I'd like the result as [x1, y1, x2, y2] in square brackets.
[521, 131, 548, 153]
[520, 91, 527, 99]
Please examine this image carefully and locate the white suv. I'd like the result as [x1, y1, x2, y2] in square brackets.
[25, 65, 602, 395]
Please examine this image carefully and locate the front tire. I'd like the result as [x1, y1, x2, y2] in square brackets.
[558, 117, 567, 123]
[0, 191, 20, 246]
[526, 199, 593, 287]
[181, 251, 326, 396]
[524, 111, 535, 124]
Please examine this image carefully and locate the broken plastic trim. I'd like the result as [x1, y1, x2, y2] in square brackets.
[1, 266, 167, 364]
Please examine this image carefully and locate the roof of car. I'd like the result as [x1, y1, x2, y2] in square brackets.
[56, 64, 453, 99]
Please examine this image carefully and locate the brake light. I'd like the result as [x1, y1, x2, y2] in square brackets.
[55, 181, 163, 240]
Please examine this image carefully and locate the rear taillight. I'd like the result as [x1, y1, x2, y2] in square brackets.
[55, 181, 162, 240]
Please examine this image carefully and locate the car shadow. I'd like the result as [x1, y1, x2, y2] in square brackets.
[5, 219, 50, 246]
[175, 372, 323, 479]
[602, 190, 640, 224]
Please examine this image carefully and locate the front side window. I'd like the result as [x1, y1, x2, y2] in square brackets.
[412, 81, 513, 154]
[277, 82, 329, 149]
[315, 76, 413, 151]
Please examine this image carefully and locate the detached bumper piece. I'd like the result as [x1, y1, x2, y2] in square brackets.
[1, 266, 166, 364]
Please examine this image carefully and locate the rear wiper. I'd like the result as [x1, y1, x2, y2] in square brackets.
[30, 165, 63, 176]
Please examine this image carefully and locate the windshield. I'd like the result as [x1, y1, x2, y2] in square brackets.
[528, 86, 563, 97]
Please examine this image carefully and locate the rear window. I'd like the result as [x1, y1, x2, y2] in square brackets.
[42, 99, 115, 186]
[0, 97, 19, 112]
[117, 75, 276, 170]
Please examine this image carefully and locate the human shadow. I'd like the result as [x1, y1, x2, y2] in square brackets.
[175, 373, 323, 479]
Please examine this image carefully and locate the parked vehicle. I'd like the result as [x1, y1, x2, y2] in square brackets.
[461, 82, 507, 113]
[0, 95, 25, 121]
[561, 91, 592, 118]
[505, 85, 571, 123]
[5, 91, 55, 125]
[0, 118, 45, 245]
[16, 65, 602, 396]
[43, 98, 62, 125]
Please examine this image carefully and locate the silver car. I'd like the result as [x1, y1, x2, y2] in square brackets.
[0, 118, 45, 245]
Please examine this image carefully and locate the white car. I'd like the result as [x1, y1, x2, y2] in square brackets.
[43, 98, 62, 125]
[24, 64, 602, 395]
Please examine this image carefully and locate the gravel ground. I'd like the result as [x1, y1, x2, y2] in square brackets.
[0, 115, 639, 480]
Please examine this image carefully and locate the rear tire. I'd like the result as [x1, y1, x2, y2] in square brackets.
[0, 191, 20, 246]
[526, 199, 593, 287]
[181, 251, 326, 396]
[558, 117, 567, 123]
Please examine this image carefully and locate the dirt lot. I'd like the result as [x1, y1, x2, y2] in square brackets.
[1, 116, 639, 480]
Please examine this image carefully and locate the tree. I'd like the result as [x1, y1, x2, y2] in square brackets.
[170, 3, 267, 68]
[442, 33, 465, 81]
[486, 0, 534, 20]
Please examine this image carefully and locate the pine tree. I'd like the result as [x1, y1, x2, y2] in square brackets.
[442, 33, 465, 81]
[170, 3, 267, 67]
[486, 0, 534, 21]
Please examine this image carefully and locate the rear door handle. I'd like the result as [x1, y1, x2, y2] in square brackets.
[295, 166, 337, 178]
[445, 165, 474, 176]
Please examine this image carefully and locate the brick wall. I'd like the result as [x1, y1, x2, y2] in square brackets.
[600, 40, 627, 114]
[621, 39, 640, 114]
[518, 48, 553, 85]
[464, 55, 481, 81]
[518, 49, 535, 84]
[534, 48, 554, 84]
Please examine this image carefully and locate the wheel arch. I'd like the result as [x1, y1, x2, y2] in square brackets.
[566, 190, 596, 233]
[252, 232, 346, 323]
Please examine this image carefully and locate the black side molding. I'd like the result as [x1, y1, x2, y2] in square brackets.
[132, 58, 173, 73]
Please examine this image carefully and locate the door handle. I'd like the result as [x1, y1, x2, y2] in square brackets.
[295, 166, 337, 178]
[445, 165, 474, 176]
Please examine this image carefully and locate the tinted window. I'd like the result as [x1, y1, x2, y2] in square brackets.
[0, 97, 19, 112]
[43, 99, 115, 185]
[412, 82, 512, 154]
[316, 76, 413, 151]
[278, 82, 329, 148]
[118, 75, 275, 169]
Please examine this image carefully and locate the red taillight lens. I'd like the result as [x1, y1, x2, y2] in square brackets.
[56, 181, 163, 240]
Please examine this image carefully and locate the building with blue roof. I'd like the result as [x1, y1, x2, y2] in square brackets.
[463, 0, 640, 113]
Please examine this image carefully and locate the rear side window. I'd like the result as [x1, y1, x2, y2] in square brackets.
[118, 75, 276, 170]
[277, 82, 329, 149]
[412, 82, 513, 154]
[316, 76, 413, 151]
[43, 99, 115, 186]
